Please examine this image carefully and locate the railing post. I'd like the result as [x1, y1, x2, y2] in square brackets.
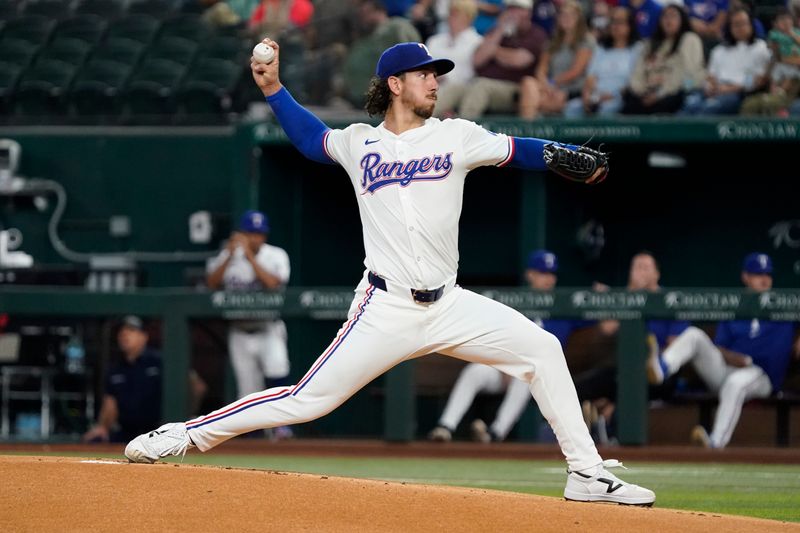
[383, 360, 416, 441]
[162, 306, 190, 422]
[616, 319, 648, 445]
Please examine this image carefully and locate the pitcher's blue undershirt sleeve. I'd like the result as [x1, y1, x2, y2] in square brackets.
[265, 87, 335, 165]
[507, 136, 578, 170]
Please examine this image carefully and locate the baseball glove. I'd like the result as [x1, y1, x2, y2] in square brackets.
[542, 143, 609, 185]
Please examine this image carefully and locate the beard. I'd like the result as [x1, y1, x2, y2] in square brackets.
[413, 102, 435, 119]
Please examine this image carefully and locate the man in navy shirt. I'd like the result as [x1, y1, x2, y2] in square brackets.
[83, 316, 162, 443]
[648, 252, 800, 448]
[428, 250, 593, 442]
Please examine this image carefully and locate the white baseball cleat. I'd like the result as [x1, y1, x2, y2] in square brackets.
[564, 460, 655, 506]
[470, 419, 492, 443]
[125, 422, 194, 464]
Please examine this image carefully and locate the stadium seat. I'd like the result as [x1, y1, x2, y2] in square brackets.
[124, 57, 185, 116]
[157, 13, 212, 43]
[36, 38, 93, 68]
[0, 39, 40, 69]
[70, 59, 132, 116]
[21, 0, 73, 19]
[0, 0, 20, 19]
[52, 15, 108, 45]
[105, 14, 161, 46]
[91, 37, 146, 68]
[74, 0, 126, 19]
[0, 61, 22, 115]
[147, 36, 198, 66]
[0, 15, 57, 46]
[200, 34, 250, 63]
[177, 58, 243, 117]
[127, 0, 180, 19]
[14, 58, 77, 116]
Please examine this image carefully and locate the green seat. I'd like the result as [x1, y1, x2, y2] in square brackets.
[125, 57, 185, 116]
[199, 34, 249, 63]
[147, 36, 198, 65]
[52, 15, 108, 45]
[157, 13, 211, 42]
[92, 37, 145, 68]
[127, 0, 180, 19]
[15, 58, 77, 116]
[0, 61, 22, 115]
[106, 13, 161, 45]
[74, 0, 126, 18]
[70, 59, 132, 116]
[21, 0, 73, 19]
[36, 38, 93, 68]
[0, 0, 20, 18]
[1, 15, 56, 46]
[177, 57, 243, 117]
[0, 38, 40, 69]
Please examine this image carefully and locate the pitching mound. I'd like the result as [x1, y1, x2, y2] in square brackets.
[0, 456, 794, 532]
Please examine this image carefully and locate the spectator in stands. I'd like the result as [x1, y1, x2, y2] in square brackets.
[435, 0, 547, 119]
[563, 5, 640, 118]
[740, 9, 800, 116]
[647, 252, 800, 449]
[303, 0, 360, 105]
[82, 316, 207, 443]
[428, 250, 594, 443]
[206, 210, 294, 439]
[574, 251, 691, 444]
[684, 0, 729, 53]
[518, 0, 595, 119]
[589, 0, 613, 41]
[621, 3, 706, 115]
[531, 0, 558, 36]
[619, 0, 663, 39]
[679, 6, 770, 115]
[425, 0, 483, 88]
[474, 0, 505, 35]
[767, 8, 800, 96]
[247, 0, 314, 41]
[342, 0, 421, 108]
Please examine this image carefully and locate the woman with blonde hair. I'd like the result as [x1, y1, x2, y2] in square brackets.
[518, 0, 596, 119]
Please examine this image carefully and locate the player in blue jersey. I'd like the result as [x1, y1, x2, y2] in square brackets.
[648, 252, 800, 448]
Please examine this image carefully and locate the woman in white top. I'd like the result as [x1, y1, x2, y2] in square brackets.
[425, 0, 484, 87]
[565, 6, 641, 118]
[680, 7, 771, 115]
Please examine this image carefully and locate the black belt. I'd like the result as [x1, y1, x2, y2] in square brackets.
[368, 272, 445, 304]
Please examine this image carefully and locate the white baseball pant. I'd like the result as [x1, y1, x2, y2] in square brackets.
[437, 363, 533, 441]
[228, 320, 290, 397]
[661, 326, 772, 447]
[188, 273, 602, 471]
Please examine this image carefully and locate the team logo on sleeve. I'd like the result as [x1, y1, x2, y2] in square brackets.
[359, 152, 453, 194]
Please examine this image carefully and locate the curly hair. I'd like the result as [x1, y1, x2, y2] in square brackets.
[364, 75, 396, 117]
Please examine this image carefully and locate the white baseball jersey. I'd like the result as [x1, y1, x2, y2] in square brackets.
[323, 118, 514, 289]
[207, 243, 290, 292]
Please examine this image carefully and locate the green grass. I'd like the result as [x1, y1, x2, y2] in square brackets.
[6, 451, 800, 523]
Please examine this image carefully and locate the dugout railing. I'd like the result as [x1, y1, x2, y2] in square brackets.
[2, 286, 799, 445]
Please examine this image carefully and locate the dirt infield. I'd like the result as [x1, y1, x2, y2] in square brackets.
[2, 455, 797, 533]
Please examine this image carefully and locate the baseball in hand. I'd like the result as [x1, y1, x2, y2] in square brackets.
[253, 42, 275, 64]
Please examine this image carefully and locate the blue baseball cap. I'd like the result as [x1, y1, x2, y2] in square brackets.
[375, 42, 455, 79]
[527, 250, 558, 273]
[238, 210, 269, 233]
[742, 252, 772, 274]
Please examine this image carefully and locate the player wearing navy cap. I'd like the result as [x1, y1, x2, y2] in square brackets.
[648, 252, 800, 448]
[205, 210, 293, 439]
[428, 250, 596, 443]
[125, 39, 650, 506]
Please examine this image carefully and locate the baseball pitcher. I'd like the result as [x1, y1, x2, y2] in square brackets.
[125, 40, 653, 506]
